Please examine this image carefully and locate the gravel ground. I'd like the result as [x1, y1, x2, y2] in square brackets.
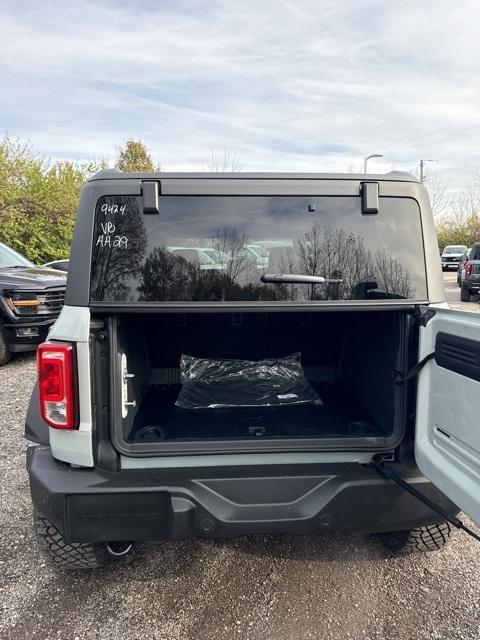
[1, 275, 479, 640]
[443, 271, 480, 311]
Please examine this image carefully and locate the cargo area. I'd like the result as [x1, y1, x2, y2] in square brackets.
[112, 310, 407, 453]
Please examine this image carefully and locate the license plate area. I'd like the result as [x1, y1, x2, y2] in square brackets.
[67, 493, 170, 542]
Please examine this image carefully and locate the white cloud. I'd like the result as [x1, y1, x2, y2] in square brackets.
[1, 0, 479, 183]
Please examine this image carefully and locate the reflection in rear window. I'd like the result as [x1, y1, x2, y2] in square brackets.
[90, 195, 427, 303]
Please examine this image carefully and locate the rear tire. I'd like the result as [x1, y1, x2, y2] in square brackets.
[379, 522, 452, 554]
[461, 284, 471, 302]
[34, 510, 106, 569]
[0, 326, 12, 366]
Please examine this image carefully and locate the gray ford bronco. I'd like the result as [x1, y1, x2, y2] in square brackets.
[26, 170, 480, 569]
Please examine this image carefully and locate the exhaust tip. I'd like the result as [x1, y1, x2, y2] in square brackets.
[106, 541, 133, 557]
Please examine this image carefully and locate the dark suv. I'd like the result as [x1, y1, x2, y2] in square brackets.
[460, 242, 480, 301]
[25, 171, 480, 569]
[0, 243, 66, 365]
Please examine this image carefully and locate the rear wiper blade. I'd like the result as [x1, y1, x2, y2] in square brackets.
[260, 273, 342, 284]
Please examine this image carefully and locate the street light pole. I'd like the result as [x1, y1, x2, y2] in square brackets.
[419, 159, 436, 182]
[363, 154, 383, 173]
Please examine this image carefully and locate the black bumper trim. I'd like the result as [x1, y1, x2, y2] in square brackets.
[27, 446, 458, 544]
[2, 319, 55, 349]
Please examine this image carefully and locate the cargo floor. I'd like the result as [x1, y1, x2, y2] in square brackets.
[128, 383, 383, 442]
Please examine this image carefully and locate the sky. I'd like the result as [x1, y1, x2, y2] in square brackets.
[1, 0, 480, 186]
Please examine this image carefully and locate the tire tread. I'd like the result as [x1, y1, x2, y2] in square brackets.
[380, 522, 452, 554]
[34, 511, 106, 569]
[460, 284, 471, 302]
[0, 328, 12, 366]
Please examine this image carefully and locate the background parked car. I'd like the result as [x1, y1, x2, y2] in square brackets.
[460, 242, 480, 301]
[0, 243, 66, 365]
[240, 244, 269, 268]
[42, 259, 69, 272]
[457, 248, 472, 287]
[167, 246, 230, 270]
[441, 244, 468, 271]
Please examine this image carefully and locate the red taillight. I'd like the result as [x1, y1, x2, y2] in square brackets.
[37, 341, 77, 429]
[465, 260, 472, 276]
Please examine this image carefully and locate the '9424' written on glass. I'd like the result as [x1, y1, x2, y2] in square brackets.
[101, 203, 127, 216]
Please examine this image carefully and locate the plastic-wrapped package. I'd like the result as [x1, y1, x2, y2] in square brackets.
[175, 352, 322, 409]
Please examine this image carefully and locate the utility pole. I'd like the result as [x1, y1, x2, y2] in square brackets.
[420, 159, 436, 182]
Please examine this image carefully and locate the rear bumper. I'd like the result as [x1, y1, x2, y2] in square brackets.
[27, 446, 459, 544]
[464, 279, 480, 292]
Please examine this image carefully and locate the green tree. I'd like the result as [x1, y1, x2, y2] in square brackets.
[0, 136, 159, 263]
[116, 139, 159, 172]
[0, 136, 102, 262]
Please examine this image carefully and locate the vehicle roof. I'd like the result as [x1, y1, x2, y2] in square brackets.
[88, 169, 419, 183]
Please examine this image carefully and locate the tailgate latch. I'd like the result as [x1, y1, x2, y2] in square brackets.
[121, 353, 136, 418]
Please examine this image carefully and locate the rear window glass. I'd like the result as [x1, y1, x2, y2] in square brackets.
[90, 195, 427, 303]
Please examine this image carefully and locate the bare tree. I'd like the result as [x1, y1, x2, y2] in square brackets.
[423, 172, 450, 218]
[436, 185, 480, 249]
[451, 186, 480, 220]
[212, 226, 251, 284]
[346, 162, 363, 173]
[374, 249, 413, 299]
[198, 147, 244, 172]
[284, 224, 375, 300]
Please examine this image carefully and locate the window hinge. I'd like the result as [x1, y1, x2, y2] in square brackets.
[142, 181, 160, 214]
[414, 305, 436, 327]
[361, 182, 379, 214]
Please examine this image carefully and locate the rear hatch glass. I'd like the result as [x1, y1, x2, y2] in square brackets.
[90, 195, 427, 303]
